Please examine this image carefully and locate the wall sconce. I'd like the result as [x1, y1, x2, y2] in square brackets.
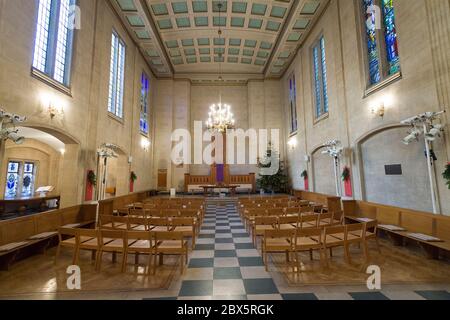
[288, 137, 297, 150]
[60, 148, 66, 156]
[371, 102, 385, 118]
[141, 137, 150, 151]
[48, 103, 64, 119]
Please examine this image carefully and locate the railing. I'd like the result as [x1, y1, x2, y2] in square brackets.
[185, 173, 256, 193]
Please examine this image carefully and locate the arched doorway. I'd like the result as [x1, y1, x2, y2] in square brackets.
[355, 124, 444, 212]
[1, 124, 81, 208]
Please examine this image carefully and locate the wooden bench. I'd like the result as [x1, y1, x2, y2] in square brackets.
[0, 204, 96, 270]
[343, 200, 450, 260]
[293, 190, 342, 213]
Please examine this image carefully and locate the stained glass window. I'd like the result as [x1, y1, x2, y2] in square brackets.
[32, 0, 75, 86]
[362, 0, 400, 87]
[21, 163, 35, 198]
[312, 36, 329, 119]
[108, 32, 126, 119]
[5, 162, 20, 199]
[289, 74, 298, 133]
[140, 72, 150, 135]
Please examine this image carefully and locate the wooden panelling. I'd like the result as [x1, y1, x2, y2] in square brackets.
[376, 207, 401, 225]
[1, 218, 36, 245]
[35, 211, 60, 234]
[294, 190, 342, 213]
[400, 211, 434, 235]
[435, 215, 450, 241]
[98, 190, 154, 216]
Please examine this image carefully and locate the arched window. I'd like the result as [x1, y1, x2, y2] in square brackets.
[140, 72, 150, 135]
[362, 0, 401, 87]
[288, 73, 298, 134]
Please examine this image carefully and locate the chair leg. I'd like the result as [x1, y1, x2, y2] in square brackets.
[363, 241, 370, 263]
[54, 244, 61, 265]
[309, 249, 313, 261]
[121, 252, 127, 273]
[285, 251, 290, 263]
[180, 254, 184, 274]
[295, 251, 301, 273]
[96, 251, 103, 271]
[135, 253, 139, 265]
[152, 251, 157, 275]
[345, 244, 352, 265]
[375, 238, 382, 253]
[147, 253, 153, 275]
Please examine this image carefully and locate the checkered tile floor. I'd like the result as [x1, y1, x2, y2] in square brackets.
[145, 202, 450, 300]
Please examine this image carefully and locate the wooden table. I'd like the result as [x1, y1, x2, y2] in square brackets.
[200, 185, 240, 197]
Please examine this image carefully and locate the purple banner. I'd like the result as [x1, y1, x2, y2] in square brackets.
[216, 164, 224, 183]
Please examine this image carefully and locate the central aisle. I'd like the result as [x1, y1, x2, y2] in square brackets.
[177, 200, 282, 300]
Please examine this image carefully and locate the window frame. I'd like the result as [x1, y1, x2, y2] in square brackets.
[107, 30, 127, 121]
[139, 71, 150, 136]
[288, 72, 298, 135]
[359, 0, 402, 97]
[31, 0, 76, 93]
[4, 160, 38, 199]
[311, 34, 329, 122]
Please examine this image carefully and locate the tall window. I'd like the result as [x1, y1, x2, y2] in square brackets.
[140, 72, 150, 135]
[363, 0, 400, 86]
[312, 36, 329, 119]
[32, 0, 75, 86]
[288, 74, 298, 133]
[4, 161, 36, 199]
[108, 32, 126, 119]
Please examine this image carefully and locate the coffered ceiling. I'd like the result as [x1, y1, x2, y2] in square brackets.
[110, 0, 329, 79]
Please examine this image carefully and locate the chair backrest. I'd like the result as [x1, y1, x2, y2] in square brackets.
[59, 227, 78, 237]
[99, 215, 113, 225]
[78, 228, 99, 239]
[149, 217, 170, 226]
[127, 230, 152, 242]
[99, 229, 126, 248]
[254, 216, 278, 225]
[318, 212, 334, 226]
[365, 220, 378, 233]
[324, 225, 346, 236]
[278, 215, 299, 226]
[162, 209, 180, 217]
[300, 206, 314, 214]
[179, 210, 199, 218]
[143, 203, 156, 210]
[295, 227, 322, 245]
[154, 231, 184, 242]
[246, 208, 267, 217]
[300, 214, 318, 228]
[268, 208, 284, 216]
[129, 208, 145, 217]
[264, 228, 296, 240]
[146, 209, 161, 217]
[172, 217, 194, 226]
[285, 207, 300, 215]
[346, 223, 364, 237]
[128, 216, 148, 228]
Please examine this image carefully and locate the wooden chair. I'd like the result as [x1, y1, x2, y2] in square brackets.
[161, 209, 180, 218]
[277, 215, 299, 230]
[99, 215, 120, 229]
[55, 227, 81, 265]
[318, 212, 337, 227]
[261, 229, 295, 271]
[97, 229, 128, 272]
[153, 231, 189, 275]
[172, 217, 197, 249]
[128, 216, 149, 231]
[125, 231, 154, 275]
[77, 229, 101, 268]
[268, 208, 284, 217]
[345, 223, 367, 263]
[149, 217, 172, 232]
[300, 206, 314, 214]
[111, 216, 129, 230]
[293, 227, 324, 271]
[363, 220, 381, 254]
[285, 207, 300, 216]
[146, 209, 161, 218]
[300, 214, 319, 229]
[251, 216, 278, 246]
[323, 225, 349, 266]
[129, 208, 146, 218]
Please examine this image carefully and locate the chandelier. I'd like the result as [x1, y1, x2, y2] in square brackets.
[206, 103, 235, 132]
[205, 3, 235, 133]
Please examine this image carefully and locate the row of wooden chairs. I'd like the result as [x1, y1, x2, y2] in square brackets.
[99, 215, 198, 248]
[261, 221, 381, 272]
[250, 213, 342, 246]
[56, 228, 189, 275]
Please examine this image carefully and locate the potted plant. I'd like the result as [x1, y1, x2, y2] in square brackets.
[85, 170, 96, 201]
[301, 170, 309, 191]
[130, 171, 137, 193]
[443, 163, 450, 190]
[341, 166, 352, 197]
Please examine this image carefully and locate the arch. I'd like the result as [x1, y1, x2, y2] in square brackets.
[354, 123, 410, 201]
[20, 123, 80, 145]
[309, 142, 333, 194]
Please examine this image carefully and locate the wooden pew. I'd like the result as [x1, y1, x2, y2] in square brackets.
[98, 189, 156, 217]
[0, 204, 97, 270]
[343, 200, 450, 260]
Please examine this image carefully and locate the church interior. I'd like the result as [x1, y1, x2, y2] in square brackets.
[0, 0, 450, 301]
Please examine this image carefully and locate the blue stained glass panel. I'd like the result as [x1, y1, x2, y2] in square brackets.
[313, 46, 322, 117]
[5, 162, 20, 199]
[363, 0, 381, 85]
[140, 72, 150, 135]
[382, 0, 400, 75]
[320, 37, 329, 113]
